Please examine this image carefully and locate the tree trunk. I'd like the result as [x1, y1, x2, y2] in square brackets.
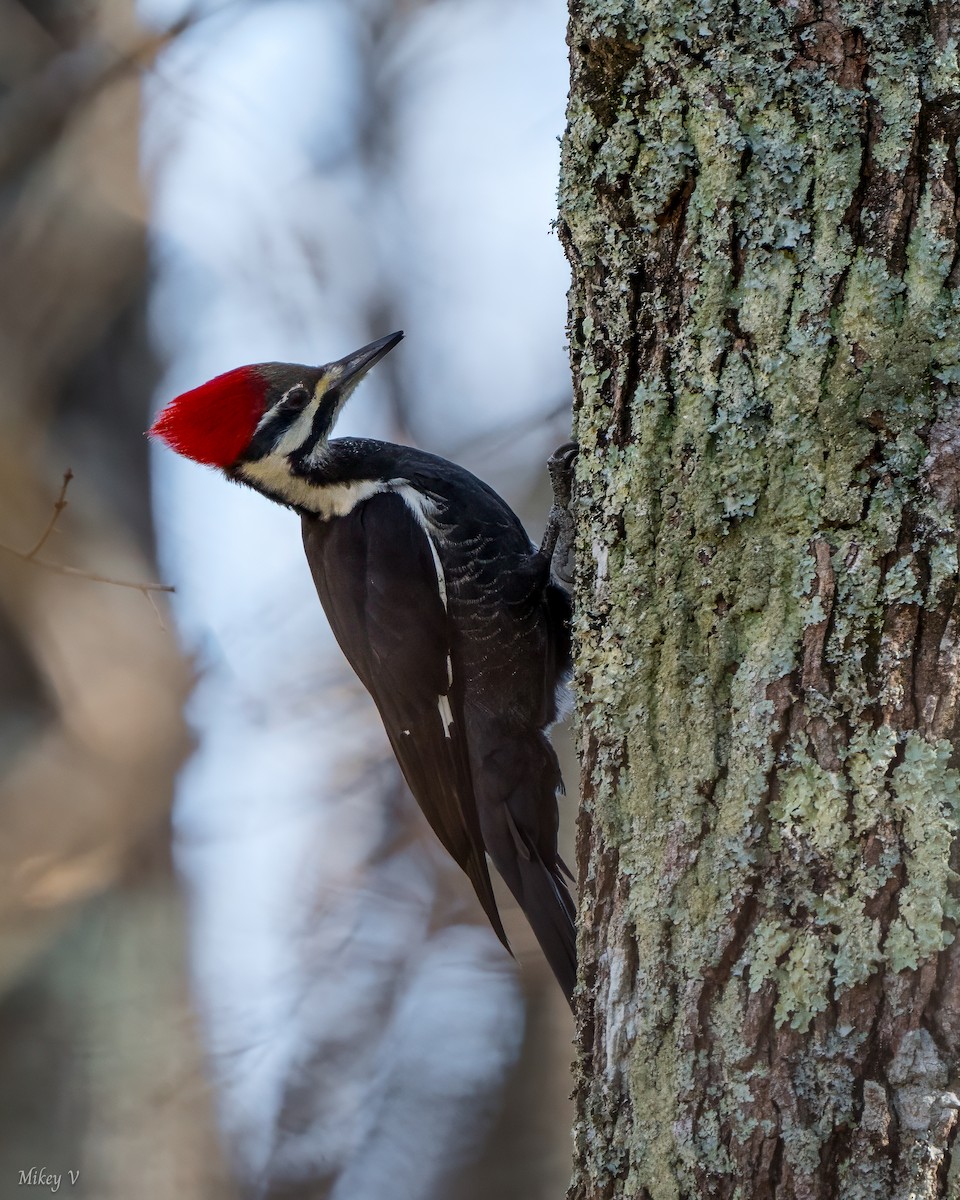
[559, 1, 960, 1197]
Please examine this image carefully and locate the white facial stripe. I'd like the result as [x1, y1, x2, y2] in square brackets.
[273, 397, 321, 455]
[252, 389, 318, 439]
[252, 404, 275, 437]
[239, 389, 365, 513]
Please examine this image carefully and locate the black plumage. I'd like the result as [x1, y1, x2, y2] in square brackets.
[300, 442, 576, 1003]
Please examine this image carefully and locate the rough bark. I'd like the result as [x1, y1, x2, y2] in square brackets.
[559, 1, 960, 1197]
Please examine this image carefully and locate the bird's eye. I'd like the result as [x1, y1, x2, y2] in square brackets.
[278, 385, 311, 412]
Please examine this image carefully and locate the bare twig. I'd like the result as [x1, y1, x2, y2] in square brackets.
[145, 589, 168, 632]
[7, 553, 175, 596]
[1, 470, 175, 601]
[24, 467, 72, 559]
[0, 1, 246, 181]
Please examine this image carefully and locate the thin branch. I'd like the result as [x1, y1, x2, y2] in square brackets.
[0, 2, 244, 181]
[8, 553, 175, 596]
[24, 467, 71, 559]
[1, 470, 175, 599]
[145, 589, 168, 632]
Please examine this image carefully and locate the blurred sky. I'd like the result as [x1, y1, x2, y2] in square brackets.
[138, 0, 571, 1191]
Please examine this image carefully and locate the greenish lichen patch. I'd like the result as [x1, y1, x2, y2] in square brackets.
[740, 728, 960, 1028]
[883, 736, 960, 972]
[927, 541, 958, 604]
[562, 0, 960, 1191]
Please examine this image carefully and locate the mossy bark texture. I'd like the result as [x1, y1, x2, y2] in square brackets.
[559, 1, 960, 1197]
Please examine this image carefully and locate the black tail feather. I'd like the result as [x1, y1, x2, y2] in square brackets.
[515, 852, 577, 1006]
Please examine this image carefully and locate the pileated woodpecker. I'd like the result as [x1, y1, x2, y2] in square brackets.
[150, 332, 577, 1003]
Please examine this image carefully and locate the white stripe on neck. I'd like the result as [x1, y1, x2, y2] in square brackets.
[238, 456, 384, 516]
[235, 465, 448, 538]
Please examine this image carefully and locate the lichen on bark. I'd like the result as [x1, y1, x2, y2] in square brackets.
[560, 0, 960, 1197]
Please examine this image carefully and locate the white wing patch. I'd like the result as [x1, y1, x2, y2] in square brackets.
[437, 693, 455, 739]
[394, 483, 447, 612]
[393, 483, 456, 739]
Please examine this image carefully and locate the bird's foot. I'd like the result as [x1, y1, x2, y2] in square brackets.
[539, 441, 578, 591]
[547, 442, 577, 508]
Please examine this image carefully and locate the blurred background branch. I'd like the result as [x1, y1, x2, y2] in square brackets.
[0, 468, 176, 599]
[0, 1, 228, 1196]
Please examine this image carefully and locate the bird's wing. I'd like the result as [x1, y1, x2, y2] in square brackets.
[301, 493, 507, 947]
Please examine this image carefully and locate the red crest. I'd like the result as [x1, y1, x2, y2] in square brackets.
[149, 366, 266, 467]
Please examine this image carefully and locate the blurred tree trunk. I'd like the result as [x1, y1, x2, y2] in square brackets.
[560, 1, 960, 1197]
[0, 3, 231, 1195]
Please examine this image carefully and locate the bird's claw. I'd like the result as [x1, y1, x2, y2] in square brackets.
[547, 442, 578, 509]
[541, 442, 578, 591]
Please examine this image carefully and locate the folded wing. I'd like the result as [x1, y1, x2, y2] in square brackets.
[301, 492, 508, 948]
